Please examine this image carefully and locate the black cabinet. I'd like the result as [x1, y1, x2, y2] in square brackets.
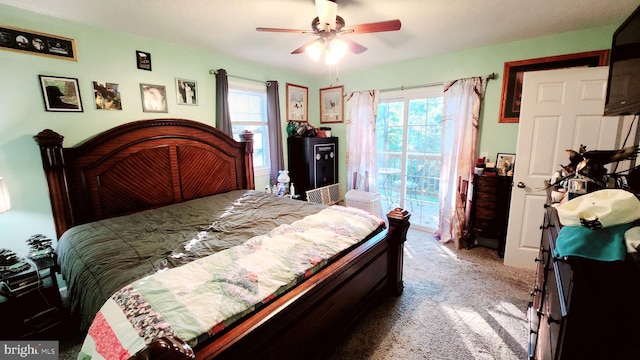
[287, 136, 338, 201]
[0, 254, 63, 339]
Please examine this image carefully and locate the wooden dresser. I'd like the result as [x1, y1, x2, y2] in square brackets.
[528, 189, 640, 359]
[467, 174, 512, 257]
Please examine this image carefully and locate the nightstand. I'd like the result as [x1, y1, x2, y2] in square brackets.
[466, 174, 513, 258]
[0, 253, 63, 339]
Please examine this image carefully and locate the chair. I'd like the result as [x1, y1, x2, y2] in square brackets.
[389, 165, 424, 210]
[306, 183, 343, 205]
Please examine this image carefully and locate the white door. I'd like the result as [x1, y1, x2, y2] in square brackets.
[503, 66, 637, 268]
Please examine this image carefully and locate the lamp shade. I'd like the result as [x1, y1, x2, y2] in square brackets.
[0, 177, 10, 214]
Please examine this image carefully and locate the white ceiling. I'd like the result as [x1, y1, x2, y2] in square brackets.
[1, 0, 638, 76]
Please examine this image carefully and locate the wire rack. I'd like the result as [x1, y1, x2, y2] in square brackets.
[305, 183, 343, 205]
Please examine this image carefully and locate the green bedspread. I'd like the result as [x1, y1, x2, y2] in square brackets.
[78, 205, 384, 360]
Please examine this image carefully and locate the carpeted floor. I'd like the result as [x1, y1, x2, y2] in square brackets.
[322, 229, 535, 360]
[58, 228, 535, 359]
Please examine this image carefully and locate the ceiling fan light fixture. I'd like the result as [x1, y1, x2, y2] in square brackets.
[316, 0, 337, 31]
[305, 40, 324, 62]
[324, 37, 348, 65]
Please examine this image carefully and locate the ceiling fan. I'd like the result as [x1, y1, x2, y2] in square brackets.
[256, 0, 401, 64]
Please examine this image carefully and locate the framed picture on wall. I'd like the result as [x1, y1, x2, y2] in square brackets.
[92, 81, 122, 110]
[499, 50, 609, 123]
[39, 75, 83, 112]
[286, 83, 308, 122]
[136, 50, 152, 71]
[1, 25, 77, 61]
[319, 85, 344, 123]
[175, 78, 198, 105]
[139, 83, 168, 113]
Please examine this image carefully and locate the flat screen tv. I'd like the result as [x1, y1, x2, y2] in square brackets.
[604, 4, 640, 116]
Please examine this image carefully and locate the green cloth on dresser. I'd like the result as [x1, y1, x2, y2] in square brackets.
[554, 222, 632, 261]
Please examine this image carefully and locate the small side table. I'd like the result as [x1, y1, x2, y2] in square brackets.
[0, 253, 63, 339]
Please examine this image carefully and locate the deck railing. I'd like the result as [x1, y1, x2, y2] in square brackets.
[377, 151, 440, 203]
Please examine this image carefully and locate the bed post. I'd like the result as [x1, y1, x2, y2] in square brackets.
[34, 129, 72, 239]
[239, 130, 254, 189]
[386, 207, 411, 296]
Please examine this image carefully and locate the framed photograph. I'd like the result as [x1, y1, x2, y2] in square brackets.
[319, 85, 344, 123]
[499, 50, 609, 123]
[1, 25, 76, 61]
[286, 83, 308, 122]
[496, 153, 516, 176]
[139, 83, 167, 113]
[175, 78, 198, 105]
[136, 50, 152, 71]
[92, 81, 122, 110]
[39, 75, 83, 112]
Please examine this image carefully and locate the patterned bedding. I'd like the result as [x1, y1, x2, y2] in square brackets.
[78, 206, 385, 360]
[56, 190, 331, 330]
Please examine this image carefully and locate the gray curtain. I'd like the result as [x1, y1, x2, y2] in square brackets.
[215, 69, 232, 136]
[266, 80, 284, 182]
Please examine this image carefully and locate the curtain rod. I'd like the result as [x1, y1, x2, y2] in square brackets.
[208, 69, 266, 84]
[378, 72, 496, 93]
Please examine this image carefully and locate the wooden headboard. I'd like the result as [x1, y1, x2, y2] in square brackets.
[34, 119, 254, 238]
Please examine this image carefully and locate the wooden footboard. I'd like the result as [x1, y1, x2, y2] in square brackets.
[133, 208, 411, 360]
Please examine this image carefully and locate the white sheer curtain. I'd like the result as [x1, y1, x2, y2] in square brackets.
[346, 90, 380, 192]
[435, 77, 488, 248]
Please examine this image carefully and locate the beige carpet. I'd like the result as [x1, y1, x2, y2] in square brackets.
[323, 229, 535, 360]
[59, 228, 535, 360]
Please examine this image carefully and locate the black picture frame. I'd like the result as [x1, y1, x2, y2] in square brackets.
[136, 50, 152, 71]
[39, 75, 83, 112]
[0, 25, 76, 61]
[499, 50, 609, 123]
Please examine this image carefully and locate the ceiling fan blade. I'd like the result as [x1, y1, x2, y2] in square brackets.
[342, 37, 367, 54]
[346, 19, 402, 34]
[291, 38, 321, 54]
[315, 0, 337, 32]
[256, 27, 315, 34]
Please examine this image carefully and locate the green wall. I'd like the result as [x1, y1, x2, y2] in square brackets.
[0, 3, 619, 256]
[0, 4, 314, 255]
[317, 25, 617, 189]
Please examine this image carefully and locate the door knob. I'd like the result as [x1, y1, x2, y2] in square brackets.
[517, 182, 526, 188]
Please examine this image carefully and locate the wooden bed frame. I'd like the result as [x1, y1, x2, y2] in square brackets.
[34, 119, 411, 360]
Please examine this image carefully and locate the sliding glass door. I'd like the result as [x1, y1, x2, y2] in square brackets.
[376, 87, 443, 230]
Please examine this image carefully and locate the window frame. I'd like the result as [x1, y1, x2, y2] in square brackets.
[228, 80, 270, 177]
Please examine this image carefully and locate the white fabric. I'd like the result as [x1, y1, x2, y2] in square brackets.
[346, 90, 379, 192]
[554, 189, 640, 228]
[624, 226, 640, 252]
[435, 77, 488, 248]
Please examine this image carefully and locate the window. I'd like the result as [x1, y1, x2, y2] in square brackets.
[228, 81, 270, 176]
[376, 86, 443, 230]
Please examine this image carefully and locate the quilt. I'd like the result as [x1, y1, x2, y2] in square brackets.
[78, 205, 384, 360]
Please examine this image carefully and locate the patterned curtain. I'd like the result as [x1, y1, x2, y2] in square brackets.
[215, 69, 232, 136]
[266, 80, 284, 182]
[346, 90, 380, 192]
[435, 76, 489, 249]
